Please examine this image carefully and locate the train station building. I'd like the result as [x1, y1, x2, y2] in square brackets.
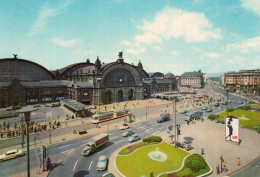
[0, 52, 177, 108]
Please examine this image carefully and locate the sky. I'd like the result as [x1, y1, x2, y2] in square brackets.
[0, 0, 260, 75]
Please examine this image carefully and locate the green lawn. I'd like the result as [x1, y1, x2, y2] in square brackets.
[218, 109, 260, 130]
[116, 141, 189, 177]
[248, 103, 260, 107]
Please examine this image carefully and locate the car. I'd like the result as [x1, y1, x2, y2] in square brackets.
[33, 104, 41, 108]
[202, 107, 207, 110]
[122, 130, 134, 137]
[157, 113, 170, 123]
[102, 173, 115, 177]
[214, 103, 219, 107]
[119, 123, 129, 130]
[44, 104, 51, 107]
[0, 149, 25, 162]
[206, 108, 212, 112]
[181, 110, 187, 114]
[239, 101, 243, 104]
[96, 155, 108, 171]
[128, 134, 141, 142]
[79, 130, 87, 135]
[222, 102, 227, 105]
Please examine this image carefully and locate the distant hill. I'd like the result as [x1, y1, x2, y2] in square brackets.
[207, 72, 225, 77]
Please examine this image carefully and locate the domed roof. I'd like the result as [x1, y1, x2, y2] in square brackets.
[165, 72, 175, 78]
[71, 65, 96, 75]
[0, 57, 55, 81]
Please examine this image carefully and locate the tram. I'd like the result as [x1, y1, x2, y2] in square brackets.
[92, 109, 129, 123]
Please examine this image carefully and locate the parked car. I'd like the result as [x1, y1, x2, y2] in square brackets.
[181, 110, 187, 114]
[202, 107, 207, 110]
[122, 130, 134, 137]
[119, 124, 129, 130]
[0, 149, 24, 162]
[79, 130, 87, 135]
[96, 155, 108, 171]
[214, 103, 219, 107]
[128, 134, 141, 142]
[44, 104, 51, 107]
[33, 104, 41, 108]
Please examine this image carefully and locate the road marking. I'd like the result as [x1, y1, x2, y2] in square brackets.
[136, 126, 146, 129]
[110, 136, 118, 140]
[73, 159, 79, 171]
[57, 159, 62, 163]
[82, 139, 89, 143]
[80, 144, 86, 148]
[146, 128, 153, 132]
[61, 149, 74, 154]
[88, 161, 92, 170]
[115, 139, 124, 144]
[152, 131, 161, 135]
[58, 144, 71, 149]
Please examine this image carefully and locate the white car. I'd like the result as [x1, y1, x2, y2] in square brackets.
[97, 155, 108, 171]
[0, 149, 24, 162]
[118, 123, 129, 130]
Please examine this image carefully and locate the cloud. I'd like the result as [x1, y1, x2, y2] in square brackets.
[53, 38, 79, 48]
[122, 40, 131, 46]
[226, 36, 260, 53]
[126, 47, 146, 55]
[171, 50, 178, 55]
[192, 47, 203, 52]
[154, 46, 163, 51]
[135, 32, 161, 44]
[136, 7, 221, 43]
[203, 52, 222, 58]
[29, 0, 73, 36]
[241, 0, 260, 16]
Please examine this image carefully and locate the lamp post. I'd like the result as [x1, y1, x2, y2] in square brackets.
[226, 88, 230, 117]
[16, 108, 38, 177]
[173, 97, 177, 147]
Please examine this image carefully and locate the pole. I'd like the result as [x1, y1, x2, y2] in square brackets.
[21, 118, 24, 148]
[49, 129, 51, 144]
[26, 121, 30, 177]
[174, 97, 177, 147]
[226, 89, 229, 117]
[146, 106, 147, 120]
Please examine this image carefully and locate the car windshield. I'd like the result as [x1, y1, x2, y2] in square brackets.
[99, 159, 106, 162]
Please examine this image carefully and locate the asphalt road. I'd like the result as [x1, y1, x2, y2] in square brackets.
[0, 84, 248, 177]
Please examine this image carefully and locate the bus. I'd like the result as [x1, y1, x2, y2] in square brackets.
[185, 111, 203, 122]
[92, 109, 129, 123]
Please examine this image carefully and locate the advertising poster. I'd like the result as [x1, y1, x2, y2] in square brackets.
[225, 116, 239, 143]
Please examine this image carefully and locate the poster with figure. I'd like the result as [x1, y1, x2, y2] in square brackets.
[225, 116, 239, 143]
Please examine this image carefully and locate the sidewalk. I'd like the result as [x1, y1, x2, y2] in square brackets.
[108, 119, 260, 177]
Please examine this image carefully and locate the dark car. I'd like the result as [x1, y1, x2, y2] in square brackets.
[214, 103, 219, 107]
[206, 108, 212, 112]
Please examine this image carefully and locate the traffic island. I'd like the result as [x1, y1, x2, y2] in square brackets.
[115, 140, 210, 177]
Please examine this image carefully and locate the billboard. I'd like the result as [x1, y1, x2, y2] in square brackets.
[225, 116, 239, 143]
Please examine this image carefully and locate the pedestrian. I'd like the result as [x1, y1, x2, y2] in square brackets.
[201, 147, 204, 155]
[223, 161, 228, 172]
[96, 123, 99, 128]
[73, 129, 77, 134]
[216, 164, 220, 174]
[237, 157, 240, 166]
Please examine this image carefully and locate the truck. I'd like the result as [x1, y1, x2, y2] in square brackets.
[82, 133, 109, 156]
[185, 111, 203, 122]
[157, 113, 170, 123]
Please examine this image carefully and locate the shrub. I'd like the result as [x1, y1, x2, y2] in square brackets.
[237, 106, 249, 110]
[175, 168, 193, 177]
[226, 108, 235, 112]
[143, 136, 162, 143]
[185, 154, 207, 172]
[249, 101, 256, 104]
[208, 114, 219, 120]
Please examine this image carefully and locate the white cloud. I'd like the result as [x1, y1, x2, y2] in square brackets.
[29, 0, 72, 36]
[135, 32, 161, 44]
[154, 46, 163, 51]
[171, 50, 178, 55]
[192, 47, 203, 52]
[226, 36, 260, 53]
[241, 0, 260, 16]
[126, 47, 146, 55]
[203, 52, 222, 58]
[53, 38, 79, 48]
[136, 7, 221, 43]
[122, 40, 131, 46]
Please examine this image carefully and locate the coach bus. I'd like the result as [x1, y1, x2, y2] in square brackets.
[92, 109, 129, 123]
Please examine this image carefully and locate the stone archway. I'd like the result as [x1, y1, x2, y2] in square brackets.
[103, 90, 112, 104]
[128, 89, 134, 100]
[117, 90, 123, 102]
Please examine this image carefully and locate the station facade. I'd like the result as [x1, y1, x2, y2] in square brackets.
[0, 52, 177, 108]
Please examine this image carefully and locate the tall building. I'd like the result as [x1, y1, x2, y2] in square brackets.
[224, 69, 260, 95]
[180, 70, 205, 88]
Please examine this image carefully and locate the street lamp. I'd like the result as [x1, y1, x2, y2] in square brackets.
[16, 108, 38, 177]
[173, 97, 177, 147]
[226, 88, 230, 117]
